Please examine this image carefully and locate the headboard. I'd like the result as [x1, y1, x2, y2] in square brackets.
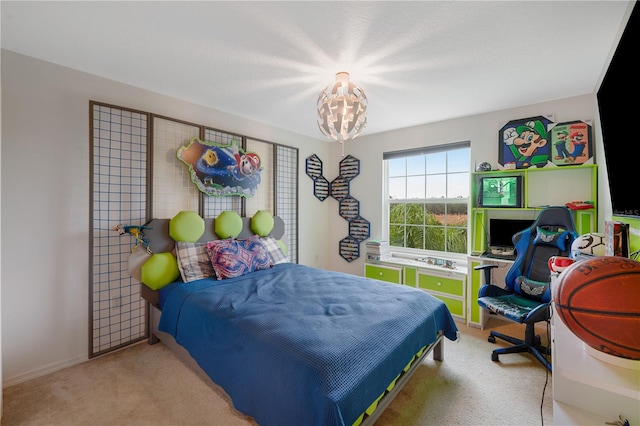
[128, 210, 287, 305]
[143, 211, 286, 254]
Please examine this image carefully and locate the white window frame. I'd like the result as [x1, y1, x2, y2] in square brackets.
[383, 142, 470, 262]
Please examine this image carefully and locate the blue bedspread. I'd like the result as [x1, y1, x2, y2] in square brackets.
[158, 263, 458, 426]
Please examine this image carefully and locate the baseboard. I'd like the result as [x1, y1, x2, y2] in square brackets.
[2, 354, 88, 388]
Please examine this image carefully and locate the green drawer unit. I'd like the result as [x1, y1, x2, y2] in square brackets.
[417, 273, 464, 297]
[365, 264, 402, 284]
[431, 294, 465, 318]
[403, 267, 417, 287]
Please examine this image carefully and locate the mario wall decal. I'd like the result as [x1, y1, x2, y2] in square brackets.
[499, 115, 553, 169]
[548, 120, 593, 166]
[177, 137, 262, 197]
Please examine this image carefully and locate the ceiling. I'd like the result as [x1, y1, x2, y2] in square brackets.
[1, 1, 634, 141]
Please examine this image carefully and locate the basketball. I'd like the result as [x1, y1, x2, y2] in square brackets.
[554, 256, 640, 360]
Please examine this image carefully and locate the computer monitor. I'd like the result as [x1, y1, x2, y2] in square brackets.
[489, 218, 534, 249]
[478, 176, 523, 208]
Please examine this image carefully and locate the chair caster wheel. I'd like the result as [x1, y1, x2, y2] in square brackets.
[488, 335, 496, 343]
[492, 352, 500, 362]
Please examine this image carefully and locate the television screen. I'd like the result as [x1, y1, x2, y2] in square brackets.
[598, 2, 639, 218]
[489, 218, 535, 248]
[479, 176, 522, 208]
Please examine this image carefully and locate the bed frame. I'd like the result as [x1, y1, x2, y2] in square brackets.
[145, 301, 445, 426]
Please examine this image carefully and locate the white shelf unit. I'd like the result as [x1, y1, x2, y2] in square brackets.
[470, 164, 598, 255]
[551, 301, 640, 425]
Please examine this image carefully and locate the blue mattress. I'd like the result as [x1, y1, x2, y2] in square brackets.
[158, 263, 458, 426]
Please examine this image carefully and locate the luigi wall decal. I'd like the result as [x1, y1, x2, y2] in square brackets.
[548, 120, 593, 166]
[499, 115, 553, 169]
[553, 129, 571, 162]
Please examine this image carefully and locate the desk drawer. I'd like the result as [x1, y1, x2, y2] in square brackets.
[365, 264, 402, 284]
[417, 273, 464, 297]
[430, 294, 465, 317]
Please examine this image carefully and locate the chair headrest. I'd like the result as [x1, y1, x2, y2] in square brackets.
[533, 226, 571, 251]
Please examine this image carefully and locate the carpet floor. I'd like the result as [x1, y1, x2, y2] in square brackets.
[2, 318, 553, 426]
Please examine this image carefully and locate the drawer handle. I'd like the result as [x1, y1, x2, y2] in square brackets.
[437, 282, 442, 286]
[379, 272, 383, 276]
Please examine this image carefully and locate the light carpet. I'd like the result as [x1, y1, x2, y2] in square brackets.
[2, 319, 553, 426]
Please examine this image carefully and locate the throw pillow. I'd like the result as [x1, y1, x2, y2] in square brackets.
[206, 236, 272, 280]
[175, 241, 216, 282]
[260, 236, 289, 265]
[533, 227, 570, 251]
[515, 276, 551, 302]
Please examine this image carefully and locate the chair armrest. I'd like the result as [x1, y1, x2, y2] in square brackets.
[525, 302, 551, 324]
[474, 264, 498, 272]
[474, 264, 498, 287]
[478, 283, 512, 298]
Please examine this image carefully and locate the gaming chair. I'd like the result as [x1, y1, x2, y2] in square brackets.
[475, 206, 578, 371]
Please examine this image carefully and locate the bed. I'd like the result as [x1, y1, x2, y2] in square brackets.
[136, 210, 459, 426]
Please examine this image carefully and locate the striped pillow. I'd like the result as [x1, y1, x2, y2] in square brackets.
[260, 236, 289, 265]
[175, 242, 216, 282]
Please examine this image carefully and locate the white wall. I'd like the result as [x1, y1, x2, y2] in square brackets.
[0, 50, 331, 386]
[1, 53, 4, 414]
[1, 49, 613, 387]
[327, 94, 611, 276]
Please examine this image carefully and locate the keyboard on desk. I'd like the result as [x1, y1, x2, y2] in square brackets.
[481, 252, 516, 261]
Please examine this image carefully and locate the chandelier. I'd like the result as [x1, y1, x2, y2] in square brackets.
[317, 72, 367, 155]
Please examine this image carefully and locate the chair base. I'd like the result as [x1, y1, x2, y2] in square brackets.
[488, 323, 552, 372]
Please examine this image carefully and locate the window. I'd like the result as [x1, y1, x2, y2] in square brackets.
[384, 142, 470, 256]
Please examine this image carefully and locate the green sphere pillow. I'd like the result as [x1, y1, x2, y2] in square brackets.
[251, 210, 274, 236]
[215, 211, 243, 239]
[170, 211, 205, 242]
[141, 252, 180, 290]
[277, 239, 287, 255]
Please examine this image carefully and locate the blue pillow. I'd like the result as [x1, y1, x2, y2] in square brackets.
[533, 227, 569, 251]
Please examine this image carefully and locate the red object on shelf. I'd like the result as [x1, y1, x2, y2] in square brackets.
[548, 256, 574, 273]
[565, 201, 594, 210]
